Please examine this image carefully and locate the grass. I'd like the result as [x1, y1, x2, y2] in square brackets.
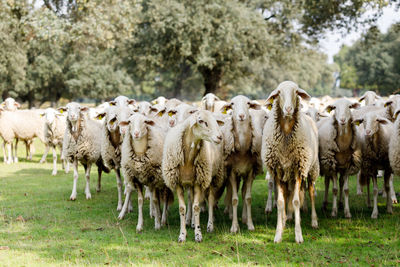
[1, 140, 400, 266]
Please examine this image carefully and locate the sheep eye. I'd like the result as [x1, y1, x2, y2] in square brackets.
[198, 119, 204, 124]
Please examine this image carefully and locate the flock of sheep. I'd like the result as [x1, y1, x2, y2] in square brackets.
[1, 80, 399, 244]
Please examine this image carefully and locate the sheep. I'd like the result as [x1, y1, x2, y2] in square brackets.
[262, 81, 319, 244]
[136, 101, 152, 116]
[388, 102, 400, 205]
[162, 110, 224, 242]
[95, 105, 134, 211]
[109, 95, 136, 108]
[119, 113, 175, 231]
[220, 95, 263, 233]
[0, 108, 47, 164]
[318, 98, 361, 218]
[60, 102, 109, 200]
[39, 108, 69, 175]
[353, 112, 393, 218]
[1, 97, 20, 111]
[305, 107, 328, 123]
[151, 96, 167, 106]
[165, 103, 199, 128]
[358, 91, 381, 106]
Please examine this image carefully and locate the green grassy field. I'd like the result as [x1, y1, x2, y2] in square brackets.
[1, 140, 400, 266]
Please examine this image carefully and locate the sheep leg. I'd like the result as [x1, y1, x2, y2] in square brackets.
[287, 189, 294, 221]
[135, 183, 144, 232]
[61, 148, 70, 173]
[308, 179, 318, 229]
[14, 139, 18, 163]
[331, 173, 338, 217]
[229, 172, 240, 233]
[118, 183, 132, 220]
[371, 176, 379, 219]
[366, 176, 371, 208]
[302, 186, 308, 213]
[152, 189, 161, 230]
[389, 174, 397, 204]
[70, 159, 78, 200]
[2, 142, 6, 163]
[193, 184, 202, 242]
[274, 179, 285, 243]
[40, 144, 50, 164]
[323, 176, 330, 211]
[265, 172, 275, 214]
[223, 182, 233, 220]
[84, 163, 92, 199]
[115, 169, 123, 211]
[161, 190, 169, 226]
[96, 165, 102, 192]
[385, 172, 393, 214]
[207, 188, 215, 233]
[6, 142, 12, 164]
[241, 180, 247, 224]
[176, 185, 187, 243]
[244, 172, 255, 231]
[145, 186, 151, 200]
[356, 171, 363, 195]
[343, 174, 351, 218]
[51, 146, 57, 175]
[28, 141, 34, 160]
[339, 175, 344, 209]
[293, 177, 303, 243]
[185, 188, 193, 227]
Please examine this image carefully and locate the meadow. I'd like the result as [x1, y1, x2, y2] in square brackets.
[1, 140, 400, 266]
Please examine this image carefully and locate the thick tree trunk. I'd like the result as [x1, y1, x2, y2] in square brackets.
[2, 91, 9, 101]
[198, 66, 223, 96]
[172, 62, 192, 98]
[27, 91, 35, 109]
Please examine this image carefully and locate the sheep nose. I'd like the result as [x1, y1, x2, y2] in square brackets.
[365, 129, 371, 135]
[339, 118, 346, 124]
[217, 135, 222, 141]
[134, 131, 139, 137]
[285, 106, 292, 113]
[238, 114, 245, 120]
[169, 120, 175, 127]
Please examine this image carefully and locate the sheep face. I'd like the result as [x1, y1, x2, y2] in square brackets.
[354, 113, 389, 137]
[385, 95, 400, 120]
[109, 95, 136, 107]
[325, 99, 360, 126]
[41, 108, 61, 125]
[151, 96, 167, 106]
[167, 104, 198, 128]
[117, 106, 134, 135]
[202, 93, 220, 111]
[359, 91, 380, 106]
[191, 110, 223, 144]
[222, 95, 260, 122]
[266, 81, 311, 117]
[2, 97, 20, 111]
[123, 113, 154, 140]
[59, 103, 88, 130]
[136, 101, 151, 116]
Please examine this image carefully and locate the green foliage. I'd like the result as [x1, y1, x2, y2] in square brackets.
[335, 23, 400, 95]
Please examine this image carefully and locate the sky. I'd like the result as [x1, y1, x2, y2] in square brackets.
[320, 5, 400, 63]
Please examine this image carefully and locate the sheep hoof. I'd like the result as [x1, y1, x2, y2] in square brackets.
[195, 232, 203, 243]
[387, 207, 393, 214]
[356, 189, 363, 196]
[295, 234, 304, 244]
[51, 171, 57, 176]
[247, 222, 255, 231]
[117, 212, 125, 220]
[274, 233, 282, 243]
[69, 192, 77, 201]
[14, 157, 18, 163]
[39, 159, 45, 164]
[86, 193, 92, 200]
[178, 233, 186, 243]
[242, 216, 247, 224]
[154, 223, 161, 230]
[371, 212, 378, 219]
[311, 220, 318, 229]
[265, 205, 272, 214]
[117, 205, 122, 212]
[136, 226, 143, 233]
[392, 198, 398, 204]
[344, 210, 352, 219]
[230, 223, 239, 233]
[207, 222, 214, 233]
[331, 209, 337, 217]
[96, 187, 101, 193]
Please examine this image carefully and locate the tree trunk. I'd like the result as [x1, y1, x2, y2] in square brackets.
[198, 66, 223, 96]
[2, 91, 9, 101]
[27, 91, 35, 109]
[172, 62, 192, 98]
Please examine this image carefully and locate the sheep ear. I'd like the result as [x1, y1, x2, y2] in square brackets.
[353, 119, 363, 126]
[296, 88, 311, 100]
[14, 102, 21, 108]
[40, 112, 45, 117]
[157, 109, 165, 117]
[58, 107, 67, 114]
[189, 109, 198, 114]
[216, 119, 225, 126]
[80, 107, 89, 112]
[377, 117, 389, 125]
[109, 101, 116, 106]
[266, 89, 280, 104]
[384, 100, 393, 107]
[318, 112, 328, 118]
[325, 105, 335, 113]
[214, 95, 220, 101]
[119, 121, 130, 127]
[145, 119, 155, 126]
[127, 99, 136, 105]
[220, 103, 232, 114]
[358, 93, 366, 102]
[95, 112, 106, 120]
[249, 100, 261, 110]
[201, 96, 207, 102]
[350, 102, 361, 109]
[151, 100, 157, 105]
[265, 102, 273, 110]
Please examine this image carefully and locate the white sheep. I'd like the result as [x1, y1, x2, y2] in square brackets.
[220, 95, 262, 233]
[96, 105, 133, 211]
[60, 102, 109, 200]
[201, 93, 227, 113]
[262, 81, 319, 243]
[318, 98, 361, 218]
[358, 91, 381, 106]
[1, 97, 20, 111]
[162, 110, 224, 242]
[353, 112, 393, 218]
[39, 108, 69, 175]
[118, 113, 174, 231]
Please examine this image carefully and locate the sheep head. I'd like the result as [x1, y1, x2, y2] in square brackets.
[359, 91, 380, 106]
[190, 110, 224, 145]
[266, 81, 310, 118]
[353, 113, 390, 137]
[325, 98, 360, 126]
[120, 113, 155, 140]
[202, 93, 220, 111]
[41, 108, 62, 125]
[221, 95, 260, 122]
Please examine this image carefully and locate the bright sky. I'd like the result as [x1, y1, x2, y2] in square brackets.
[320, 5, 400, 63]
